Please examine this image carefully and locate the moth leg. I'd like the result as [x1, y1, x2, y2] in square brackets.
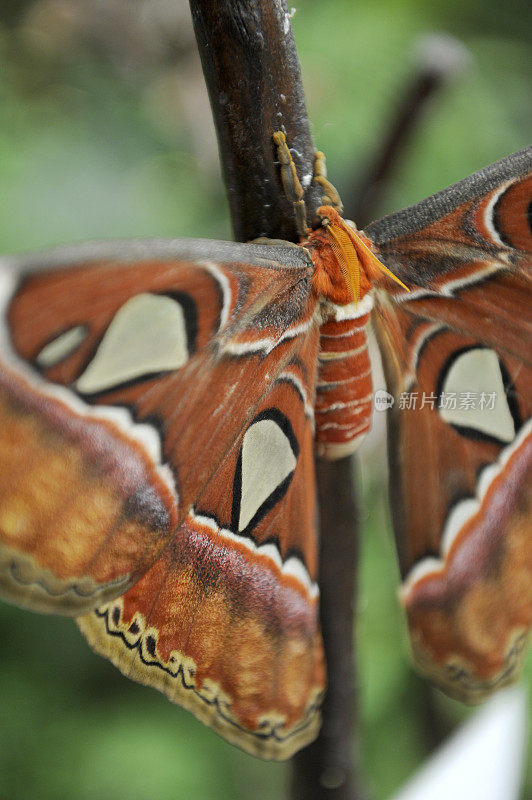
[273, 130, 308, 237]
[313, 149, 343, 212]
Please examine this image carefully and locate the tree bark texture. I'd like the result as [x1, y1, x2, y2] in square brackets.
[190, 0, 322, 242]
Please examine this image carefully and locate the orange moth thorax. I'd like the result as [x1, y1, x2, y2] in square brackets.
[306, 205, 407, 305]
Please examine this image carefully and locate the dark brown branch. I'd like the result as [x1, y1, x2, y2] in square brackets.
[291, 458, 362, 800]
[190, 0, 322, 242]
[189, 2, 361, 798]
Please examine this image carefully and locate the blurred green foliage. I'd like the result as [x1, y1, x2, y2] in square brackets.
[0, 1, 530, 799]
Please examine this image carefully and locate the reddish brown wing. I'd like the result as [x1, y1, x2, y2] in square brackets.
[78, 327, 324, 759]
[0, 239, 325, 758]
[365, 147, 532, 701]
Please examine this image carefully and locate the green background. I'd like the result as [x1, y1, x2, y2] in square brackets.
[0, 1, 530, 798]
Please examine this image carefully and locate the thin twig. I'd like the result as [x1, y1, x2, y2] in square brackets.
[346, 34, 471, 227]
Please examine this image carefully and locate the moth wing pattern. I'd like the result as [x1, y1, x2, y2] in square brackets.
[365, 146, 532, 699]
[2, 144, 532, 757]
[78, 315, 325, 759]
[0, 240, 246, 616]
[0, 239, 331, 757]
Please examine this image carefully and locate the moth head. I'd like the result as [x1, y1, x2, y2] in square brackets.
[308, 205, 408, 305]
[312, 205, 344, 231]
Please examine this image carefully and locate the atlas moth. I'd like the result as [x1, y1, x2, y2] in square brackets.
[0, 128, 530, 759]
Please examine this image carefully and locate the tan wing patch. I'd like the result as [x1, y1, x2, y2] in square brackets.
[0, 369, 177, 614]
[78, 511, 325, 760]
